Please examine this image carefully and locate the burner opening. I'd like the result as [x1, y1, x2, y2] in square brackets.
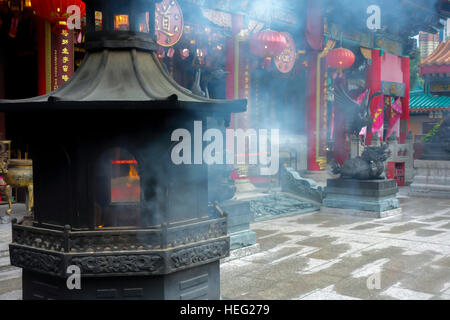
[94, 148, 141, 229]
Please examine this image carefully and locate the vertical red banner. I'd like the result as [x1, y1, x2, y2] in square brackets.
[400, 57, 410, 144]
[318, 59, 328, 160]
[366, 49, 382, 145]
[51, 27, 74, 91]
[237, 41, 250, 130]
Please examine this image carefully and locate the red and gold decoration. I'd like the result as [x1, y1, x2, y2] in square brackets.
[51, 24, 74, 90]
[155, 0, 184, 47]
[32, 1, 81, 93]
[326, 47, 355, 71]
[30, 0, 86, 33]
[274, 32, 296, 74]
[249, 29, 287, 58]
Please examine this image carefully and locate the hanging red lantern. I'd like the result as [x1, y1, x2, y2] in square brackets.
[250, 29, 287, 59]
[30, 0, 86, 31]
[326, 48, 355, 70]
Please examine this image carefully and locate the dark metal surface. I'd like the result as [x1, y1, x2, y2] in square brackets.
[330, 145, 390, 180]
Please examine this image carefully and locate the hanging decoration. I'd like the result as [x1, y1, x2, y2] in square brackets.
[167, 47, 175, 58]
[274, 32, 296, 74]
[386, 97, 403, 139]
[326, 47, 355, 71]
[157, 46, 165, 59]
[180, 48, 189, 60]
[30, 0, 86, 33]
[194, 48, 206, 65]
[8, 14, 18, 37]
[155, 0, 184, 47]
[249, 29, 287, 59]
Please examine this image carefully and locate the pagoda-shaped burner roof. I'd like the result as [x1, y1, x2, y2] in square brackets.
[0, 48, 246, 114]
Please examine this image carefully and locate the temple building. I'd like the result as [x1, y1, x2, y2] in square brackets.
[0, 0, 449, 189]
[420, 40, 450, 97]
[409, 89, 450, 143]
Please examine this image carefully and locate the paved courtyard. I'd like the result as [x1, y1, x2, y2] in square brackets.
[221, 187, 450, 300]
[1, 188, 450, 300]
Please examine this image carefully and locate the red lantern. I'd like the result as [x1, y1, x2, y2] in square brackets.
[30, 0, 86, 24]
[326, 48, 355, 70]
[250, 29, 287, 58]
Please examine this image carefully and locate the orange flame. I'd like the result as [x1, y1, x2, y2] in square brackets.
[129, 165, 139, 178]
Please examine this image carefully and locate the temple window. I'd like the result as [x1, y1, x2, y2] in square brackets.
[114, 14, 130, 31]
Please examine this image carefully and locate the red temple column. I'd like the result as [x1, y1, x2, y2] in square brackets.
[400, 56, 410, 144]
[366, 49, 382, 145]
[306, 51, 321, 171]
[37, 18, 50, 96]
[0, 43, 4, 138]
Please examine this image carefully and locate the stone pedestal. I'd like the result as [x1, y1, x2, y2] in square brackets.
[410, 160, 450, 198]
[220, 200, 257, 251]
[322, 179, 401, 218]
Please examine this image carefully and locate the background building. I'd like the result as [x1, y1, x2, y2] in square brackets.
[419, 31, 440, 59]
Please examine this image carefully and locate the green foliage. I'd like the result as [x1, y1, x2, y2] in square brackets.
[421, 123, 441, 143]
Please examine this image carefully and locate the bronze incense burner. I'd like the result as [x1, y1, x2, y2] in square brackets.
[0, 0, 246, 300]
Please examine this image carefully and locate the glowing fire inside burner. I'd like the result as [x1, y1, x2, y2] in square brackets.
[111, 160, 140, 203]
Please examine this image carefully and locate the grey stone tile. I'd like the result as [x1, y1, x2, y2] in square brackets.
[414, 229, 446, 237]
[0, 290, 21, 300]
[398, 265, 450, 295]
[379, 222, 430, 235]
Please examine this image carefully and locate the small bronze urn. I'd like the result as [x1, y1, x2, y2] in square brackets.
[0, 0, 245, 300]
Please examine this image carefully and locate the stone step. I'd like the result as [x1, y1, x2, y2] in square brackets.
[0, 290, 22, 300]
[0, 271, 22, 298]
[0, 249, 9, 258]
[0, 267, 21, 283]
[0, 242, 9, 253]
[0, 255, 10, 269]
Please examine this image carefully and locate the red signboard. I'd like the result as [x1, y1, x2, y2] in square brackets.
[155, 0, 184, 47]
